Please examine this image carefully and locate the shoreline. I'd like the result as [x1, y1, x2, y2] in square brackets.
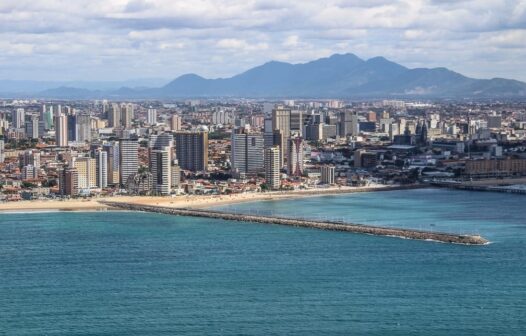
[0, 184, 425, 213]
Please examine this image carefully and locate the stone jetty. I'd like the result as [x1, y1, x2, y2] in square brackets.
[102, 202, 489, 245]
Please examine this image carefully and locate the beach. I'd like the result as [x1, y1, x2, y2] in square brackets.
[0, 184, 419, 212]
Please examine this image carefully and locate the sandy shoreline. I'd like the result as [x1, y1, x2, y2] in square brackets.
[0, 184, 424, 213]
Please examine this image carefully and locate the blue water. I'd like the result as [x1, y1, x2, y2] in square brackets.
[1, 189, 525, 335]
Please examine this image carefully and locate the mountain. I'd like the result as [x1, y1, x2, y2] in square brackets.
[158, 54, 526, 98]
[0, 78, 169, 94]
[5, 54, 526, 99]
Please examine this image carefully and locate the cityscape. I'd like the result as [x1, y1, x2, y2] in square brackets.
[1, 1, 525, 335]
[1, 98, 526, 201]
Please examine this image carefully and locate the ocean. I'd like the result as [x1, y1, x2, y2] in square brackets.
[1, 189, 524, 335]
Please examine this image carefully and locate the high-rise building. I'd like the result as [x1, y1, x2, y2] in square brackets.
[149, 132, 174, 195]
[263, 117, 274, 148]
[12, 108, 25, 129]
[320, 165, 335, 185]
[272, 106, 291, 163]
[172, 164, 181, 188]
[264, 146, 281, 190]
[95, 150, 108, 188]
[272, 106, 291, 138]
[19, 150, 40, 170]
[212, 110, 234, 125]
[73, 157, 97, 190]
[119, 138, 139, 186]
[43, 106, 53, 130]
[21, 165, 38, 180]
[171, 115, 182, 131]
[150, 133, 174, 149]
[25, 116, 40, 139]
[19, 150, 40, 171]
[175, 131, 208, 172]
[368, 111, 377, 122]
[77, 115, 92, 142]
[0, 117, 7, 135]
[263, 103, 274, 116]
[271, 129, 285, 167]
[67, 114, 77, 141]
[231, 130, 264, 177]
[109, 103, 121, 128]
[287, 137, 304, 177]
[0, 139, 4, 163]
[54, 113, 68, 147]
[339, 110, 359, 137]
[147, 108, 157, 125]
[289, 110, 303, 135]
[121, 103, 134, 129]
[59, 167, 78, 197]
[487, 115, 502, 129]
[103, 142, 120, 185]
[149, 147, 171, 195]
[40, 104, 46, 122]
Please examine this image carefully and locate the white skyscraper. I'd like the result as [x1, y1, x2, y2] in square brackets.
[171, 114, 182, 131]
[0, 139, 5, 163]
[76, 115, 92, 142]
[96, 150, 108, 188]
[147, 108, 157, 125]
[121, 103, 134, 129]
[109, 103, 121, 128]
[119, 138, 139, 186]
[12, 108, 25, 129]
[264, 146, 281, 190]
[320, 165, 335, 185]
[54, 113, 68, 147]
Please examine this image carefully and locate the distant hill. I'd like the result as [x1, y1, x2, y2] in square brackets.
[5, 54, 526, 99]
[0, 78, 169, 95]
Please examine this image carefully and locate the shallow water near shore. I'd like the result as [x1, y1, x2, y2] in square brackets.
[1, 189, 525, 335]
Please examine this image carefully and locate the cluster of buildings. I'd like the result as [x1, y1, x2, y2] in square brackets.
[1, 98, 526, 201]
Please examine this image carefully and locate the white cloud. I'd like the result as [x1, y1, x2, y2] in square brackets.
[283, 35, 299, 47]
[0, 0, 524, 81]
[216, 39, 269, 51]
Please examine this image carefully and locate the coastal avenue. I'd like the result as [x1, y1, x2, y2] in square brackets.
[103, 201, 489, 245]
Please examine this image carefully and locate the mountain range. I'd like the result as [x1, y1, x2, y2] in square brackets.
[4, 53, 526, 99]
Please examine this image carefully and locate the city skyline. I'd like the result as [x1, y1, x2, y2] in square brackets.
[1, 0, 526, 81]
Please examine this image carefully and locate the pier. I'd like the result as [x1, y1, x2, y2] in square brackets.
[103, 201, 489, 245]
[430, 180, 526, 195]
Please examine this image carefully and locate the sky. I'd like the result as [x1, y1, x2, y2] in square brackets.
[1, 0, 526, 82]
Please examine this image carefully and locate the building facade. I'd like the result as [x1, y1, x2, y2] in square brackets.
[175, 131, 208, 172]
[264, 146, 281, 190]
[287, 137, 304, 177]
[231, 131, 264, 177]
[119, 138, 139, 186]
[149, 147, 172, 195]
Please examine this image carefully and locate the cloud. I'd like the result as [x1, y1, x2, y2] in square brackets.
[0, 0, 524, 81]
[216, 38, 269, 51]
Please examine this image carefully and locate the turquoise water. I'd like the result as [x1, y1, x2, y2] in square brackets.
[1, 189, 525, 335]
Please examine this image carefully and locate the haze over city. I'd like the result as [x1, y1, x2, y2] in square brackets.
[2, 0, 526, 81]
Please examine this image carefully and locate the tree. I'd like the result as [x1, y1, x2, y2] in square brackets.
[22, 181, 37, 189]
